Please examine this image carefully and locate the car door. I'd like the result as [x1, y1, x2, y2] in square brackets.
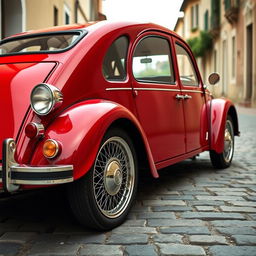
[130, 33, 186, 163]
[174, 39, 208, 153]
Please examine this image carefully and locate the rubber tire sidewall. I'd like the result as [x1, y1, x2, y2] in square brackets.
[210, 115, 234, 169]
[67, 128, 138, 231]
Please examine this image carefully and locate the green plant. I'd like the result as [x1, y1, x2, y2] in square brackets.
[191, 27, 198, 33]
[187, 30, 213, 57]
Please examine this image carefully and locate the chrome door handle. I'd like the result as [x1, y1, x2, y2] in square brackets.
[184, 94, 192, 100]
[175, 94, 184, 100]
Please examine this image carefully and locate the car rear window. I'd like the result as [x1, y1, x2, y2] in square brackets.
[0, 31, 86, 56]
[102, 36, 129, 81]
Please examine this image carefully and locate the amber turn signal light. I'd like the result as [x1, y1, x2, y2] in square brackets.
[43, 139, 60, 159]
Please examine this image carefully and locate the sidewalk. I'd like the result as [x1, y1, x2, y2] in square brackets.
[236, 105, 256, 116]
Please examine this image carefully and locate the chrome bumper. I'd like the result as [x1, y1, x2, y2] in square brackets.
[0, 138, 74, 193]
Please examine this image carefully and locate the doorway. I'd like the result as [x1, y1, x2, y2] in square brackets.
[246, 23, 253, 102]
[222, 39, 228, 96]
[1, 0, 23, 38]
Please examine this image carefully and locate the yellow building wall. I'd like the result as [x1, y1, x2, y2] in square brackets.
[210, 0, 256, 107]
[176, 0, 256, 107]
[25, 0, 90, 31]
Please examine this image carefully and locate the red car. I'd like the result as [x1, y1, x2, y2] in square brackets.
[0, 21, 239, 230]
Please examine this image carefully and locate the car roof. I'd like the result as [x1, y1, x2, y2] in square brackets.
[8, 21, 182, 40]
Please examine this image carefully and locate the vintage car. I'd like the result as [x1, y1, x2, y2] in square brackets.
[0, 21, 239, 230]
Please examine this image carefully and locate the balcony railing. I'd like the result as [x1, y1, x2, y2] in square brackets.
[224, 0, 239, 24]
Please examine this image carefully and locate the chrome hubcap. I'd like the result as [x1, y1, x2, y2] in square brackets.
[223, 120, 234, 163]
[104, 160, 123, 195]
[93, 136, 135, 218]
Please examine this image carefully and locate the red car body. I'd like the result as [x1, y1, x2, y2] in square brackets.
[0, 21, 239, 229]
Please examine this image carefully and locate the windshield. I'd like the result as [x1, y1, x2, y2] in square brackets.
[0, 31, 85, 55]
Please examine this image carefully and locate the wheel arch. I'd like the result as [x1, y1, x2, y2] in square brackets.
[210, 98, 239, 153]
[29, 100, 158, 183]
[107, 118, 158, 178]
[227, 105, 239, 136]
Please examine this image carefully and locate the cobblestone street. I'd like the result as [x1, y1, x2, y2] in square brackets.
[0, 107, 255, 256]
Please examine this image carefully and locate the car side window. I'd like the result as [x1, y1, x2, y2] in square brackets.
[175, 43, 199, 87]
[103, 36, 129, 81]
[132, 36, 174, 84]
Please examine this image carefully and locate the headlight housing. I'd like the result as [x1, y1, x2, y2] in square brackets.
[30, 83, 63, 115]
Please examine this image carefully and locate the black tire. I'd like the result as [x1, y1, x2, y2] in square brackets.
[67, 128, 138, 230]
[210, 115, 234, 169]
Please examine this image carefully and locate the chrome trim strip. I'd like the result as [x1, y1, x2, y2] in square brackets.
[106, 87, 206, 94]
[106, 87, 205, 93]
[12, 177, 73, 185]
[11, 165, 73, 173]
[3, 139, 20, 192]
[1, 138, 74, 191]
[134, 88, 180, 92]
[106, 87, 181, 92]
[181, 89, 203, 93]
[106, 88, 133, 91]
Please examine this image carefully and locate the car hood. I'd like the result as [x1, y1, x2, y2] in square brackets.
[0, 62, 56, 158]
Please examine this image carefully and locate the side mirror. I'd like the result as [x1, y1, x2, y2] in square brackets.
[208, 72, 220, 85]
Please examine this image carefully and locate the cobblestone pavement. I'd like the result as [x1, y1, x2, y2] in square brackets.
[0, 107, 255, 256]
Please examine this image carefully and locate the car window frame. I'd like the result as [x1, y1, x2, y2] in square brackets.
[0, 30, 87, 57]
[173, 37, 203, 89]
[131, 34, 176, 86]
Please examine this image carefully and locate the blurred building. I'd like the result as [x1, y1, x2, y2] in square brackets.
[175, 0, 256, 107]
[0, 0, 106, 39]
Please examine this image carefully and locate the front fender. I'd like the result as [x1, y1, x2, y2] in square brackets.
[210, 98, 239, 153]
[30, 99, 158, 180]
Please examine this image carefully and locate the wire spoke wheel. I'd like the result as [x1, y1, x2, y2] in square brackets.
[93, 136, 135, 218]
[223, 119, 234, 163]
[210, 115, 235, 169]
[67, 128, 137, 230]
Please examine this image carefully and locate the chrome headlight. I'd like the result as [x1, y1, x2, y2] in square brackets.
[30, 83, 63, 116]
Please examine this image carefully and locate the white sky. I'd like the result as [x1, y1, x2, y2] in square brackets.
[102, 0, 184, 30]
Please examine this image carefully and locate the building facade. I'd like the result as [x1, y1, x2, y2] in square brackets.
[175, 0, 256, 107]
[0, 0, 106, 39]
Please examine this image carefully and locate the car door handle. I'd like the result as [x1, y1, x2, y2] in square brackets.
[184, 94, 192, 100]
[175, 94, 184, 100]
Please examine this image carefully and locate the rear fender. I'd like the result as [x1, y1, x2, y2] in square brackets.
[30, 99, 158, 179]
[210, 98, 239, 153]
